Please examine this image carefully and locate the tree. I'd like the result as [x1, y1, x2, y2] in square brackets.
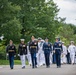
[9, 0, 59, 42]
[58, 23, 75, 45]
[0, 0, 22, 43]
[1, 18, 22, 43]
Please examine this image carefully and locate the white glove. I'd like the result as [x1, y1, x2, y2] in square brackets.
[53, 50, 55, 53]
[7, 53, 9, 56]
[14, 55, 16, 57]
[18, 54, 20, 56]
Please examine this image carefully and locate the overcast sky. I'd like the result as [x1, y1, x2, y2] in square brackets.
[53, 0, 76, 25]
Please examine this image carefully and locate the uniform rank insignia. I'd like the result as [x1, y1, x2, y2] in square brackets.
[34, 43, 37, 45]
[12, 46, 14, 49]
[59, 44, 61, 46]
[23, 45, 25, 47]
[73, 47, 75, 49]
[48, 44, 50, 46]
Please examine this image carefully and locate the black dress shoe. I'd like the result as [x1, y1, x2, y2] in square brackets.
[35, 66, 37, 68]
[43, 64, 45, 66]
[57, 66, 59, 68]
[46, 66, 49, 68]
[32, 66, 34, 69]
[73, 63, 74, 65]
[46, 66, 50, 68]
[22, 66, 25, 69]
[11, 67, 13, 69]
[57, 66, 61, 68]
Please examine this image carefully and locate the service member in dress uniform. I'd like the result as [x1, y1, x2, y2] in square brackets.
[18, 39, 27, 69]
[40, 40, 45, 65]
[53, 37, 63, 68]
[6, 40, 16, 69]
[27, 43, 32, 66]
[29, 36, 38, 68]
[50, 44, 53, 64]
[37, 38, 44, 67]
[61, 42, 67, 64]
[52, 48, 56, 64]
[66, 45, 71, 64]
[43, 38, 52, 68]
[68, 41, 76, 65]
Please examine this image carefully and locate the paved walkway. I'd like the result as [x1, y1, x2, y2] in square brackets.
[0, 64, 76, 75]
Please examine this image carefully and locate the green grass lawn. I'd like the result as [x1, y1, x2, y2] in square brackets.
[0, 60, 28, 65]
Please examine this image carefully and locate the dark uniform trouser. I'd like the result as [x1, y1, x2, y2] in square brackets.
[56, 54, 61, 67]
[31, 53, 37, 68]
[67, 53, 71, 64]
[44, 53, 50, 67]
[9, 55, 14, 69]
[53, 53, 56, 64]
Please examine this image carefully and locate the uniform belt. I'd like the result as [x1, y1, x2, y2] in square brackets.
[8, 50, 14, 52]
[30, 46, 37, 48]
[44, 48, 50, 49]
[55, 48, 61, 50]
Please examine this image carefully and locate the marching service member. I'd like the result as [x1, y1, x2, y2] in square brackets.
[6, 40, 16, 69]
[61, 42, 67, 64]
[18, 39, 27, 69]
[68, 41, 76, 65]
[37, 38, 44, 67]
[53, 37, 63, 68]
[43, 38, 52, 68]
[27, 43, 32, 66]
[29, 36, 38, 69]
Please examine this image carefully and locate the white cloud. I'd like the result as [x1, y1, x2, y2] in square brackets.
[53, 0, 76, 25]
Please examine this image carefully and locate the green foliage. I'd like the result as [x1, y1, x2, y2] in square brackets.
[0, 0, 76, 43]
[8, 0, 59, 42]
[58, 23, 76, 45]
[69, 24, 76, 34]
[0, 0, 21, 43]
[0, 0, 76, 60]
[0, 0, 21, 24]
[0, 60, 28, 65]
[0, 41, 6, 59]
[1, 18, 22, 43]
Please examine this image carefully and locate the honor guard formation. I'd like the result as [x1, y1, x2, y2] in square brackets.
[6, 36, 76, 69]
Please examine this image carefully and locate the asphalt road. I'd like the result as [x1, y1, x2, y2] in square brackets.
[0, 64, 76, 75]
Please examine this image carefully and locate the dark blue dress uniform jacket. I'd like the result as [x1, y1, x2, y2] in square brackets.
[53, 42, 63, 54]
[6, 44, 16, 56]
[43, 42, 52, 54]
[18, 43, 27, 55]
[29, 41, 38, 54]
